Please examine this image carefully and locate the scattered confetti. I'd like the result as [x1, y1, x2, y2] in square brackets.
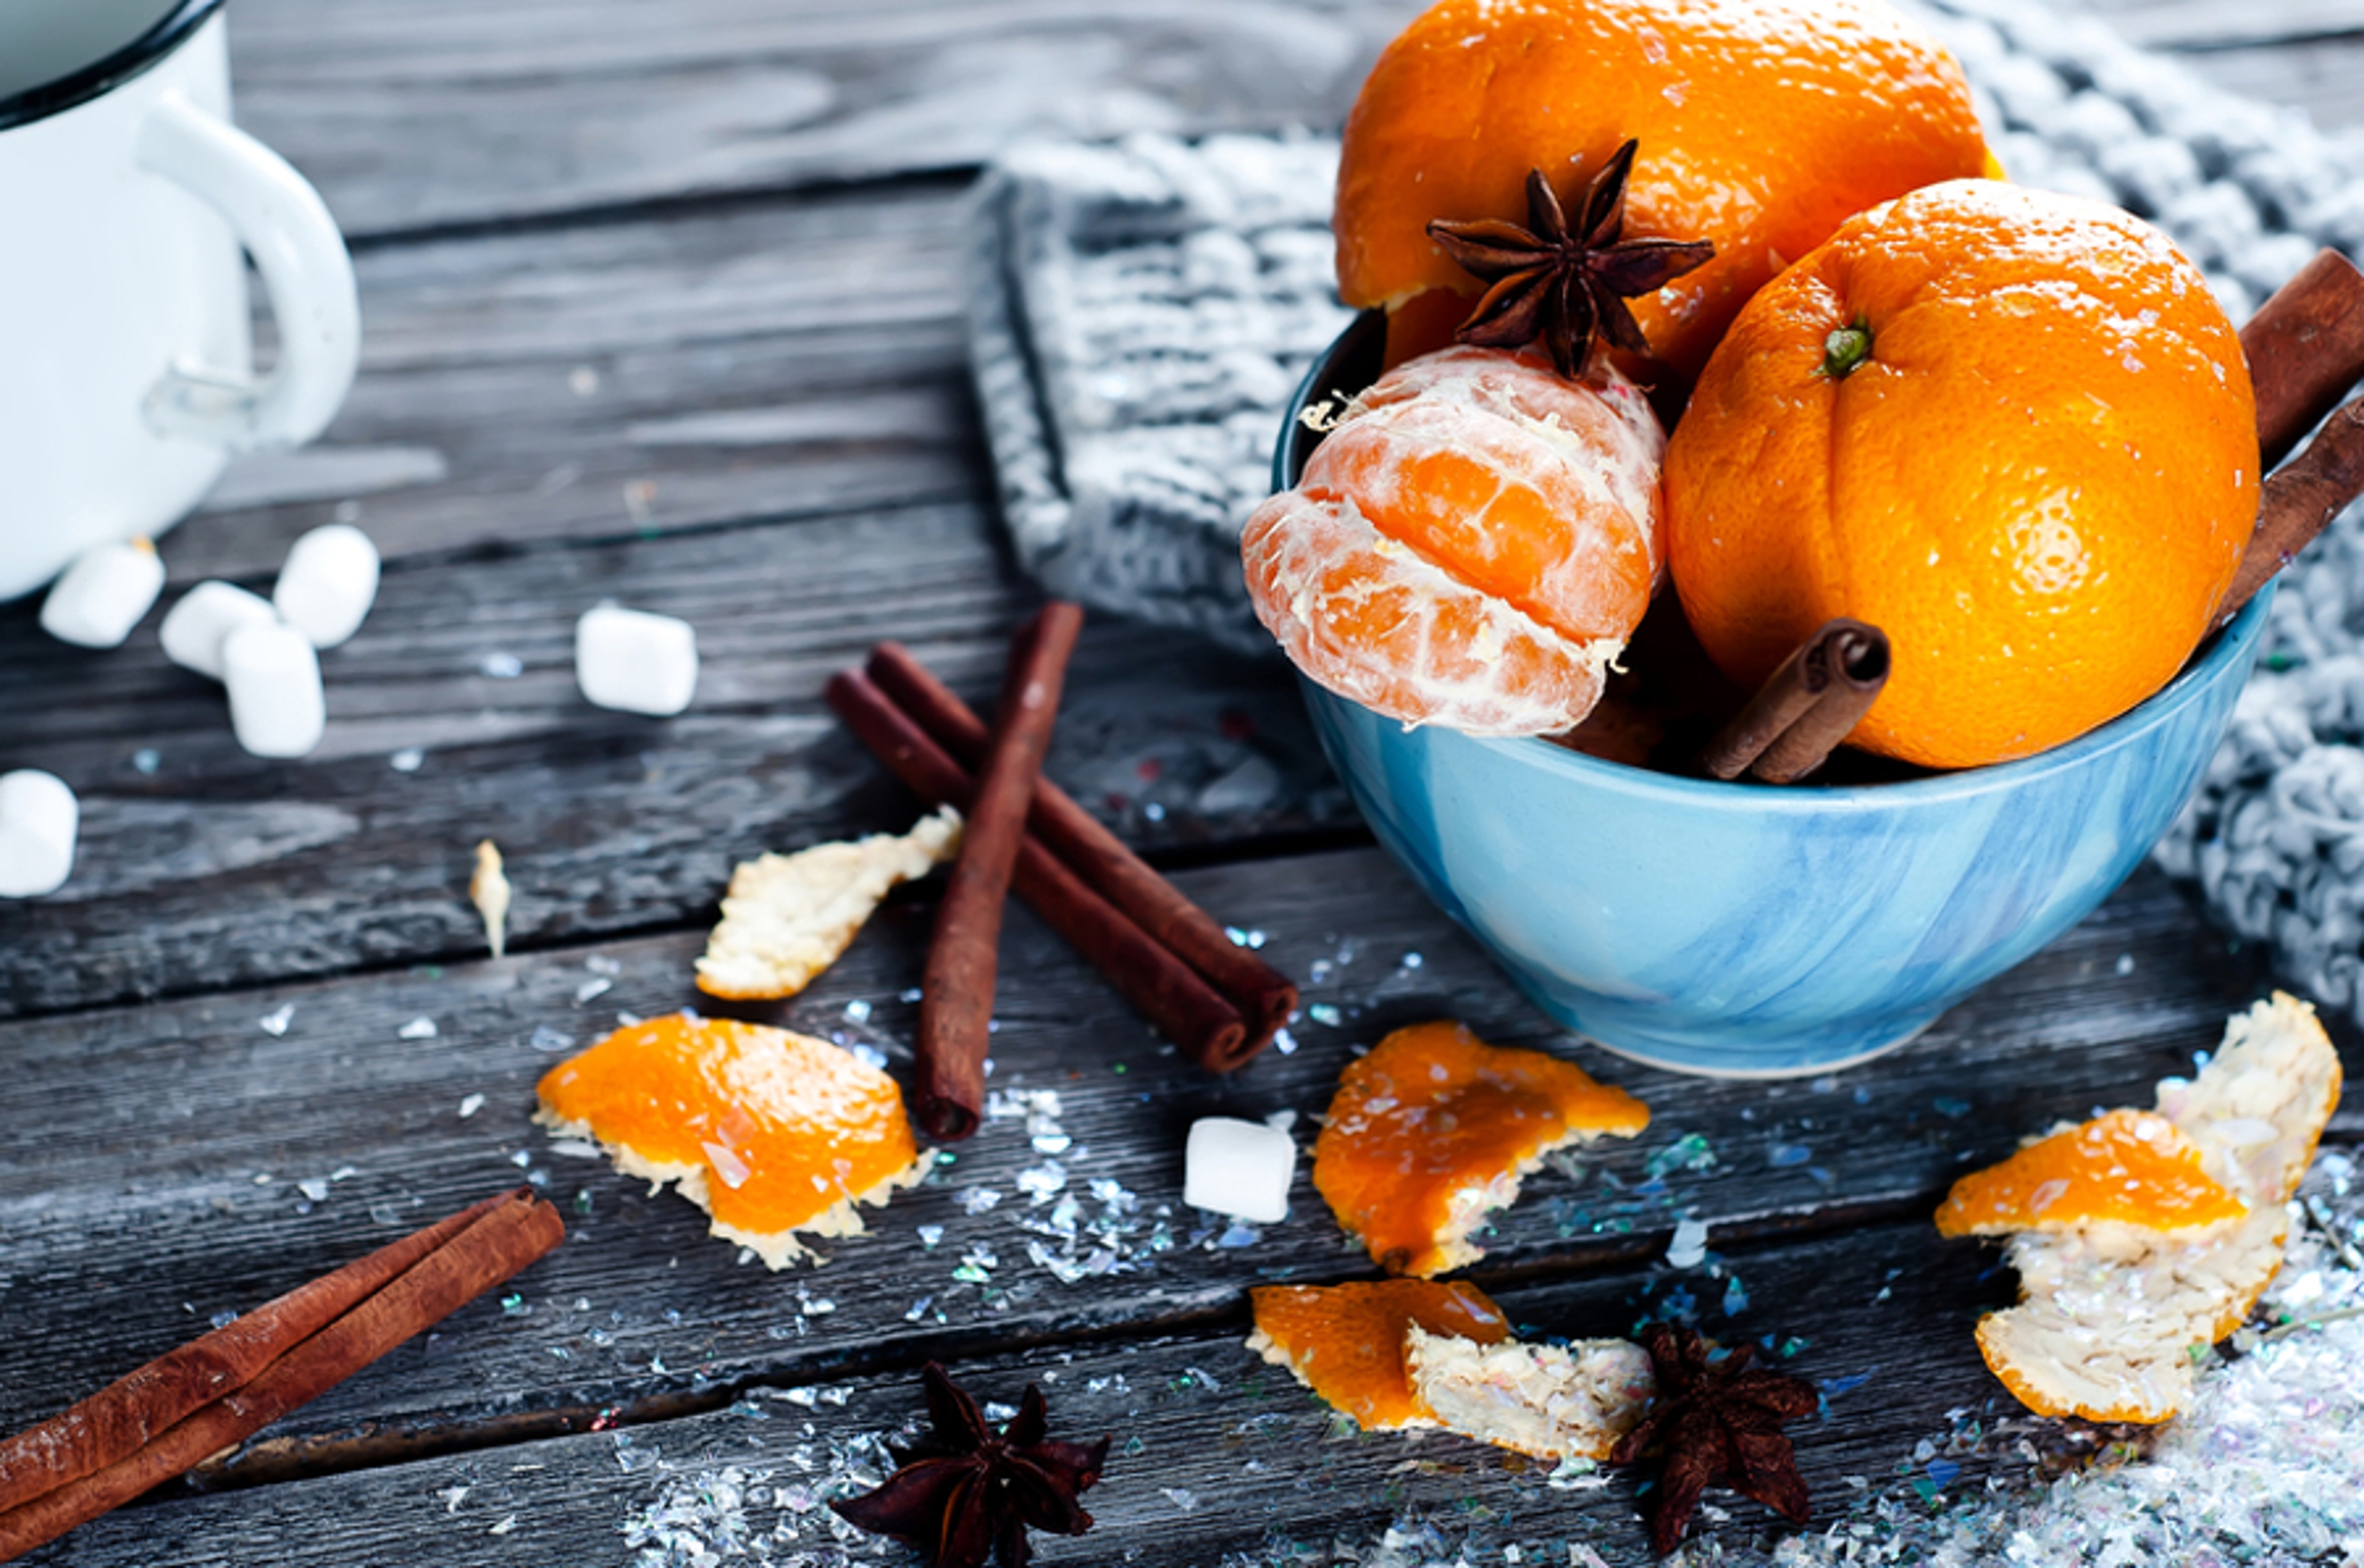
[390, 748, 425, 773]
[258, 1004, 294, 1037]
[459, 1093, 486, 1119]
[398, 1016, 438, 1040]
[480, 652, 524, 679]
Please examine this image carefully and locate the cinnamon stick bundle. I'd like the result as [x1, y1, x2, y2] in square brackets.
[2242, 249, 2364, 469]
[2219, 392, 2364, 624]
[826, 668, 1250, 1074]
[1698, 619, 1890, 784]
[866, 641, 1298, 1043]
[914, 603, 1087, 1141]
[0, 1188, 563, 1564]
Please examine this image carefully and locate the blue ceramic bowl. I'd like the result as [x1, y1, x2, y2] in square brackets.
[1279, 315, 2271, 1076]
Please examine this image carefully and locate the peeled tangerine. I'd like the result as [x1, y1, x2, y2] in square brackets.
[1242, 346, 1665, 736]
[536, 1013, 931, 1268]
[1945, 994, 2343, 1422]
[1312, 1020, 1650, 1277]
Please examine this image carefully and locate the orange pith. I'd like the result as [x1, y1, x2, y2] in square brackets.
[1242, 346, 1664, 736]
[1312, 1020, 1650, 1277]
[1249, 1279, 1511, 1429]
[1936, 1109, 2246, 1238]
[1335, 0, 1992, 381]
[1665, 180, 2259, 769]
[536, 1013, 919, 1241]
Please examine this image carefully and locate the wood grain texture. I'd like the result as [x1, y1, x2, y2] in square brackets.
[179, 183, 981, 584]
[0, 510, 1337, 1018]
[215, 0, 2364, 242]
[6, 4, 2354, 1564]
[9, 1216, 2038, 1568]
[2, 841, 2344, 1457]
[224, 0, 1425, 237]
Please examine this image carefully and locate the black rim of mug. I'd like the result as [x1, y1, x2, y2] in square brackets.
[0, 0, 227, 132]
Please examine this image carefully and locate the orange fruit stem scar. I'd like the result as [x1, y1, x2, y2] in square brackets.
[1311, 1020, 1650, 1278]
[535, 1013, 929, 1269]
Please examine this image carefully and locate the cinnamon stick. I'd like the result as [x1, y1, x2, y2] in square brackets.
[1699, 619, 1890, 784]
[2243, 249, 2364, 469]
[827, 668, 1252, 1073]
[0, 1189, 563, 1564]
[914, 604, 1087, 1141]
[2220, 393, 2364, 623]
[867, 641, 1298, 1045]
[0, 1190, 505, 1516]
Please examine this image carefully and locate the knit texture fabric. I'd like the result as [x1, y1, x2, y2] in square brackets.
[962, 0, 2364, 1021]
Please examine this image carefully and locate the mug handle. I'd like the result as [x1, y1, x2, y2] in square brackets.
[135, 92, 361, 454]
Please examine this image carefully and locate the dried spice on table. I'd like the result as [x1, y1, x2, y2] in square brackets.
[1609, 1323, 1817, 1556]
[831, 1362, 1109, 1568]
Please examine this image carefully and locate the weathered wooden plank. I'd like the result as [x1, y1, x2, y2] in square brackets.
[215, 0, 2358, 242]
[2158, 36, 2364, 132]
[0, 496, 1341, 1016]
[171, 182, 983, 584]
[223, 0, 1423, 238]
[2077, 0, 2364, 51]
[2, 827, 2336, 1449]
[0, 1214, 2115, 1568]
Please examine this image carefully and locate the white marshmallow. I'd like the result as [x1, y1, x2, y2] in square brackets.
[273, 523, 380, 648]
[161, 581, 279, 680]
[39, 538, 166, 648]
[223, 622, 327, 758]
[0, 770, 78, 898]
[576, 604, 698, 716]
[1183, 1116, 1296, 1224]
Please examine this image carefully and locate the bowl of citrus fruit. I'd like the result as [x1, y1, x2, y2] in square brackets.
[1244, 0, 2275, 1076]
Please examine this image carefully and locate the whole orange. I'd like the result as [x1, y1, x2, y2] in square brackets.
[1334, 0, 1994, 382]
[1665, 180, 2259, 770]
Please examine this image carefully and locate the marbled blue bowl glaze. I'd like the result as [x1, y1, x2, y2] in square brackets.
[1279, 313, 2272, 1076]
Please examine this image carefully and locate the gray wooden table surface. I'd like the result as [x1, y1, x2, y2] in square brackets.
[2, 3, 2359, 1565]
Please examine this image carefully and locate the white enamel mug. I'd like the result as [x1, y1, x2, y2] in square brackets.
[0, 0, 360, 602]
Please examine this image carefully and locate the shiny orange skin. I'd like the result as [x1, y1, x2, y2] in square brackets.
[536, 1013, 919, 1241]
[1242, 346, 1666, 737]
[1335, 0, 1993, 382]
[1250, 1280, 1512, 1429]
[1311, 1020, 1650, 1277]
[1935, 1109, 2246, 1238]
[1666, 180, 2259, 769]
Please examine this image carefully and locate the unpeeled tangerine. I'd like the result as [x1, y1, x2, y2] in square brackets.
[536, 1013, 929, 1268]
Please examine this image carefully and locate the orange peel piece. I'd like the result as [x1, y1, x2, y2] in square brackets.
[535, 1012, 930, 1268]
[1313, 1020, 1650, 1277]
[1935, 1108, 2247, 1243]
[1246, 1279, 1511, 1430]
[1956, 992, 2344, 1423]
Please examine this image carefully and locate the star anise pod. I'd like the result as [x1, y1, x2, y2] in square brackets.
[1425, 140, 1715, 378]
[1609, 1323, 1818, 1555]
[830, 1362, 1111, 1568]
